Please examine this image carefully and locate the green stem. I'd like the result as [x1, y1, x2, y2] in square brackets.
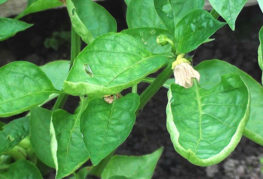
[132, 85, 138, 93]
[137, 64, 173, 113]
[53, 28, 81, 110]
[210, 8, 220, 19]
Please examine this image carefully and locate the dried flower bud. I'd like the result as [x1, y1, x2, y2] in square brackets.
[172, 54, 200, 88]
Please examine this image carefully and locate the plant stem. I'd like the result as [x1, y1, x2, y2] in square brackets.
[137, 64, 173, 113]
[132, 85, 138, 93]
[210, 8, 220, 19]
[53, 28, 81, 110]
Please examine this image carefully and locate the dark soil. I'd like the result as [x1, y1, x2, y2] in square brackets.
[1, 1, 263, 178]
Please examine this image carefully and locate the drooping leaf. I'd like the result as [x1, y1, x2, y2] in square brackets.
[259, 0, 263, 13]
[126, 0, 166, 29]
[0, 116, 29, 154]
[53, 108, 90, 179]
[258, 27, 263, 84]
[0, 61, 56, 117]
[154, 0, 204, 32]
[81, 93, 140, 165]
[208, 0, 247, 30]
[30, 107, 57, 168]
[196, 59, 263, 146]
[174, 9, 225, 53]
[122, 28, 172, 55]
[0, 18, 32, 41]
[1, 160, 43, 179]
[64, 33, 168, 96]
[167, 75, 249, 166]
[0, 0, 7, 5]
[16, 0, 63, 19]
[101, 147, 163, 179]
[66, 0, 117, 44]
[41, 60, 70, 90]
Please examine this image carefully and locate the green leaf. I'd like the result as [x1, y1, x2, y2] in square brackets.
[0, 116, 29, 154]
[154, 0, 204, 32]
[124, 0, 131, 5]
[174, 9, 225, 53]
[259, 0, 263, 13]
[208, 0, 247, 30]
[0, 61, 56, 117]
[101, 147, 163, 179]
[258, 27, 263, 83]
[0, 18, 32, 41]
[126, 0, 166, 29]
[16, 0, 63, 19]
[53, 108, 90, 179]
[2, 160, 43, 179]
[64, 33, 168, 96]
[196, 59, 263, 146]
[81, 93, 140, 165]
[66, 0, 117, 44]
[167, 75, 249, 166]
[30, 107, 57, 168]
[122, 28, 172, 55]
[41, 60, 70, 91]
[0, 0, 7, 5]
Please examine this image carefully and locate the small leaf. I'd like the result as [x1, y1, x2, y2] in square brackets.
[0, 61, 56, 117]
[64, 33, 168, 96]
[1, 160, 43, 179]
[167, 75, 249, 166]
[126, 0, 166, 29]
[0, 0, 7, 5]
[258, 27, 263, 83]
[101, 147, 163, 179]
[0, 116, 29, 154]
[174, 9, 225, 53]
[66, 0, 117, 44]
[208, 0, 247, 30]
[41, 60, 70, 90]
[81, 93, 140, 165]
[196, 59, 263, 146]
[154, 0, 204, 32]
[53, 108, 90, 179]
[16, 0, 63, 19]
[0, 18, 32, 41]
[122, 28, 172, 55]
[30, 107, 57, 168]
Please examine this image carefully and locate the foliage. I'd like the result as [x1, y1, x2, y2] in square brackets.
[0, 0, 263, 178]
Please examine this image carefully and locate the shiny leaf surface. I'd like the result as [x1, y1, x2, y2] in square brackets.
[0, 18, 32, 41]
[208, 0, 246, 30]
[0, 61, 56, 117]
[66, 0, 117, 44]
[64, 33, 168, 96]
[167, 75, 249, 166]
[174, 9, 225, 53]
[81, 93, 140, 165]
[101, 148, 163, 179]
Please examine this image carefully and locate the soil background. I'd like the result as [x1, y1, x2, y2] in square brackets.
[0, 1, 263, 178]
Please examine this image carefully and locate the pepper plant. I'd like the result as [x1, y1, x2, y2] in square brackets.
[0, 0, 263, 178]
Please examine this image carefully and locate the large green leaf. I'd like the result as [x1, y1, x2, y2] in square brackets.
[0, 116, 29, 154]
[66, 0, 117, 44]
[0, 18, 32, 41]
[196, 59, 263, 146]
[16, 0, 63, 19]
[154, 0, 204, 32]
[64, 33, 168, 96]
[259, 0, 263, 13]
[30, 107, 57, 168]
[174, 9, 225, 53]
[258, 27, 263, 84]
[41, 60, 70, 91]
[167, 75, 249, 166]
[126, 0, 166, 29]
[1, 160, 43, 179]
[0, 61, 56, 117]
[80, 93, 140, 165]
[101, 148, 163, 179]
[122, 28, 172, 55]
[53, 108, 90, 179]
[208, 0, 247, 30]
